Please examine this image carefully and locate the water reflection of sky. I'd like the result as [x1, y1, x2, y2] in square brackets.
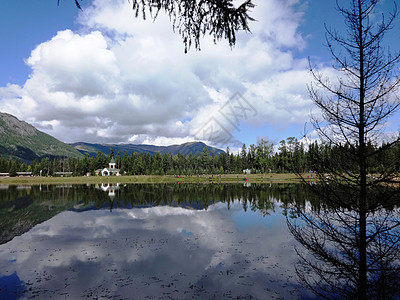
[232, 202, 283, 231]
[0, 200, 315, 299]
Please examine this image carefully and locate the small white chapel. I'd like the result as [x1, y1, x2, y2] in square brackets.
[95, 158, 121, 176]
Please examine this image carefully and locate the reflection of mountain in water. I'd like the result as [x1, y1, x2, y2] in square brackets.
[0, 185, 76, 244]
[0, 183, 313, 245]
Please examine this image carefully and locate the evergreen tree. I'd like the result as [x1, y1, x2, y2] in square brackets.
[240, 144, 247, 170]
[289, 1, 400, 298]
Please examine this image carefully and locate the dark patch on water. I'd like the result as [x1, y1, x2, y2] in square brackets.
[0, 272, 26, 299]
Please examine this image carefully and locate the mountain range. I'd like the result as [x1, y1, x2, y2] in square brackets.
[71, 141, 224, 157]
[0, 112, 223, 162]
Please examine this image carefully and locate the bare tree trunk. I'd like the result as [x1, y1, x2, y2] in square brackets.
[358, 1, 367, 297]
[289, 0, 400, 298]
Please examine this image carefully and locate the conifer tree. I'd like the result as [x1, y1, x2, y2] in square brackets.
[288, 1, 400, 298]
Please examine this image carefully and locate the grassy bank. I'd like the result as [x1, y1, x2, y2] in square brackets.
[0, 173, 307, 185]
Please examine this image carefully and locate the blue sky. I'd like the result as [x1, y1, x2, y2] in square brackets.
[0, 0, 399, 152]
[0, 1, 80, 85]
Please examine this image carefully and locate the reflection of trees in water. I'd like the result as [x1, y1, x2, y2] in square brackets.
[0, 182, 315, 244]
[0, 183, 314, 213]
[288, 184, 400, 299]
[85, 183, 313, 215]
[0, 184, 88, 244]
[287, 0, 400, 298]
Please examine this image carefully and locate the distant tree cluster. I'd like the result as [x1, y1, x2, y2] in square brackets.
[0, 137, 399, 177]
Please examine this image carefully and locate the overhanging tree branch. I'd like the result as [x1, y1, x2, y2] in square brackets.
[61, 0, 255, 52]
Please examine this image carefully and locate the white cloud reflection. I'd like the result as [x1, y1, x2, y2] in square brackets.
[0, 201, 314, 299]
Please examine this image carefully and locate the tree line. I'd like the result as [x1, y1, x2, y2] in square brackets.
[0, 137, 399, 176]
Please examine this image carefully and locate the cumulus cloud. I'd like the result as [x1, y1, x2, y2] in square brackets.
[0, 0, 315, 146]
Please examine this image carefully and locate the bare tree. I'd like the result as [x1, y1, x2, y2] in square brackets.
[288, 0, 400, 299]
[60, 0, 255, 52]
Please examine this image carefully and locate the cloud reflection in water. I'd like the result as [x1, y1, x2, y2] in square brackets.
[0, 201, 314, 299]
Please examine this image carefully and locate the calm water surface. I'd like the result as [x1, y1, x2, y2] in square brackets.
[0, 183, 316, 299]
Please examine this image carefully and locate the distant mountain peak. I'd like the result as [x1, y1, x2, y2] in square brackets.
[0, 112, 36, 137]
[70, 141, 224, 157]
[0, 112, 83, 162]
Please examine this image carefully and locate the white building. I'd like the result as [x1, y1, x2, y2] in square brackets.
[95, 158, 121, 176]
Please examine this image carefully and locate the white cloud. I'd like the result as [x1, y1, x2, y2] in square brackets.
[0, 0, 316, 146]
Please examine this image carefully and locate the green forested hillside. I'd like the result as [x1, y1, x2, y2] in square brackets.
[0, 112, 83, 161]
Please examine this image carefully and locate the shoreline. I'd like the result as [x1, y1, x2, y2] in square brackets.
[0, 173, 307, 185]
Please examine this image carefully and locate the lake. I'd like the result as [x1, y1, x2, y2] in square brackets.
[0, 183, 317, 299]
